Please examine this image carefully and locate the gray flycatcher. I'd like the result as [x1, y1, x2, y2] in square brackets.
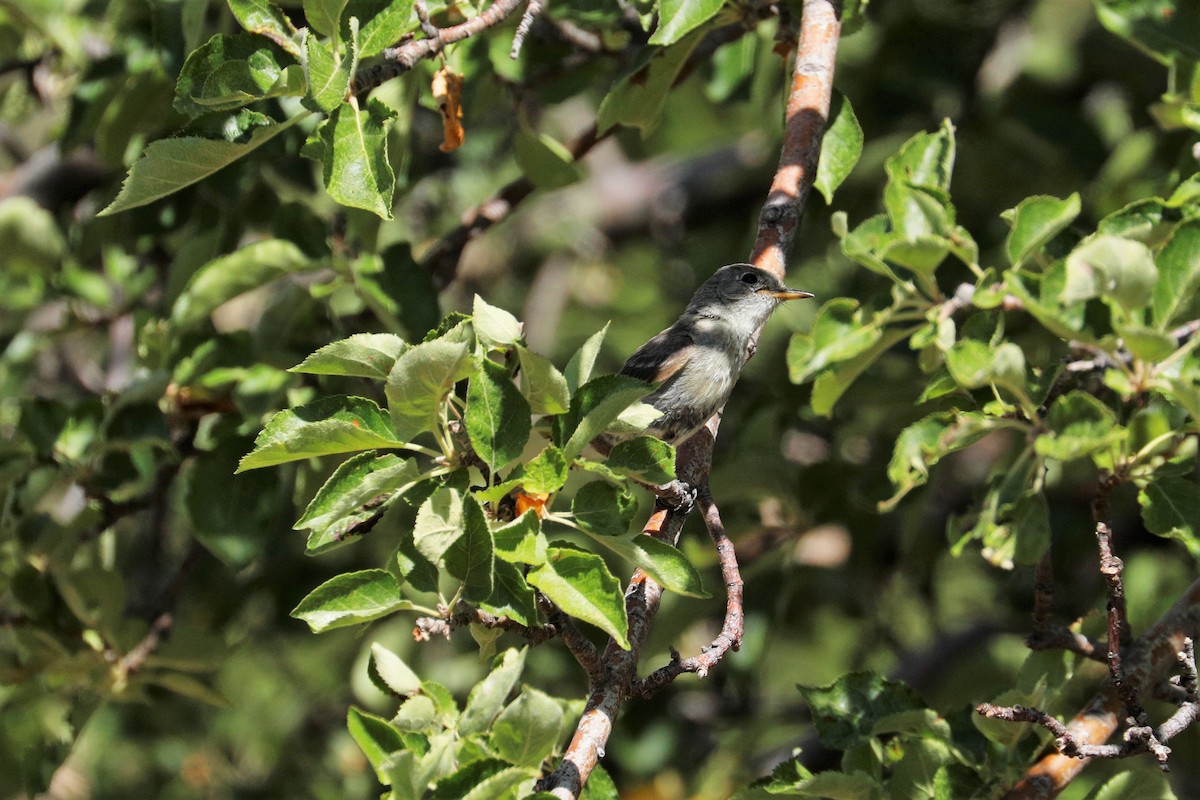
[619, 263, 813, 446]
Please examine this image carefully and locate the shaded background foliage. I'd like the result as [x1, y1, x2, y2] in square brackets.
[1, 0, 1198, 798]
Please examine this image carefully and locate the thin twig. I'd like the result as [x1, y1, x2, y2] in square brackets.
[413, 602, 559, 644]
[510, 0, 545, 59]
[541, 596, 603, 683]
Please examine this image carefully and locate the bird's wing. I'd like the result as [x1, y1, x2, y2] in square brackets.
[619, 326, 693, 384]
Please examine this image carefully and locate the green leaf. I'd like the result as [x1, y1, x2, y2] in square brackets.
[520, 446, 569, 495]
[290, 333, 410, 379]
[291, 569, 411, 632]
[238, 396, 407, 471]
[571, 481, 636, 537]
[884, 120, 956, 239]
[881, 412, 997, 511]
[480, 560, 540, 626]
[516, 346, 570, 415]
[1139, 477, 1200, 556]
[444, 494, 494, 603]
[798, 672, 927, 749]
[1063, 235, 1157, 311]
[472, 295, 524, 350]
[348, 706, 404, 784]
[606, 435, 676, 484]
[649, 0, 725, 45]
[368, 642, 422, 697]
[347, 0, 416, 58]
[302, 22, 357, 112]
[1152, 220, 1200, 328]
[429, 759, 536, 800]
[99, 114, 310, 215]
[493, 512, 549, 565]
[1003, 193, 1081, 267]
[597, 30, 706, 135]
[814, 93, 864, 204]
[174, 34, 304, 117]
[787, 298, 883, 385]
[228, 0, 302, 56]
[1084, 765, 1177, 800]
[466, 360, 532, 471]
[413, 488, 464, 564]
[490, 688, 565, 767]
[312, 97, 397, 218]
[304, 0, 348, 37]
[1034, 391, 1123, 462]
[809, 326, 914, 417]
[385, 337, 474, 437]
[945, 340, 1026, 393]
[564, 324, 608, 395]
[583, 531, 707, 598]
[514, 129, 583, 190]
[527, 546, 629, 648]
[560, 375, 652, 460]
[1094, 0, 1200, 64]
[296, 452, 423, 552]
[458, 648, 526, 736]
[171, 239, 311, 327]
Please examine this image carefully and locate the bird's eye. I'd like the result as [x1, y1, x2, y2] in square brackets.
[740, 272, 760, 285]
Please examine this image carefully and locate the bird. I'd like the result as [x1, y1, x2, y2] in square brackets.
[618, 263, 813, 446]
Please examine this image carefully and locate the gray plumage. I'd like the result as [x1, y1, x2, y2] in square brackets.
[619, 264, 812, 445]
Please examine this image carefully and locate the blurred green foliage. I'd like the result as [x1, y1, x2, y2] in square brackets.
[2, 0, 1199, 798]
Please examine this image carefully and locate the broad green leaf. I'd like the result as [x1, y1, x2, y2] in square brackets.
[1034, 391, 1123, 462]
[1094, 0, 1200, 65]
[787, 298, 883, 384]
[1152, 220, 1200, 327]
[1115, 322, 1176, 362]
[413, 488, 464, 564]
[521, 446, 569, 495]
[840, 213, 905, 281]
[472, 295, 524, 349]
[945, 340, 1026, 393]
[385, 337, 474, 437]
[1003, 193, 1081, 267]
[238, 396, 406, 471]
[881, 412, 997, 510]
[1005, 270, 1086, 340]
[1097, 198, 1171, 242]
[228, 0, 302, 56]
[560, 375, 652, 460]
[458, 648, 526, 736]
[296, 452, 422, 552]
[490, 688, 564, 767]
[571, 481, 637, 537]
[1084, 765, 1177, 800]
[466, 360, 532, 471]
[564, 324, 608, 395]
[493, 512, 549, 565]
[514, 129, 582, 190]
[480, 560, 539, 626]
[606, 435, 676, 484]
[291, 569, 411, 632]
[884, 120, 956, 239]
[304, 0, 348, 37]
[597, 30, 706, 135]
[311, 97, 397, 218]
[444, 494, 494, 602]
[516, 346, 570, 414]
[649, 0, 725, 45]
[172, 239, 311, 327]
[347, 706, 403, 783]
[814, 93, 864, 204]
[606, 401, 665, 436]
[581, 531, 707, 598]
[303, 23, 357, 112]
[429, 758, 536, 800]
[810, 326, 914, 417]
[1011, 492, 1051, 566]
[100, 114, 310, 215]
[174, 34, 303, 117]
[527, 546, 629, 648]
[368, 642, 422, 696]
[347, 0, 416, 58]
[798, 672, 926, 749]
[1063, 235, 1157, 310]
[1139, 477, 1200, 556]
[290, 333, 409, 379]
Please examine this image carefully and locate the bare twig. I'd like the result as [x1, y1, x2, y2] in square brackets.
[542, 596, 603, 683]
[413, 602, 559, 644]
[510, 0, 545, 59]
[351, 0, 526, 96]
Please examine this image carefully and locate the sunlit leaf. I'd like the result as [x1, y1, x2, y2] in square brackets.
[291, 569, 411, 632]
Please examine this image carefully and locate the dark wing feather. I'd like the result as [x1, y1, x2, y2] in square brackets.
[619, 326, 693, 384]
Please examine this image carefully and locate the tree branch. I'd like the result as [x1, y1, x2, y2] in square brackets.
[538, 3, 842, 796]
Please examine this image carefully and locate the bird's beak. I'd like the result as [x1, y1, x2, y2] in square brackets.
[759, 287, 815, 301]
